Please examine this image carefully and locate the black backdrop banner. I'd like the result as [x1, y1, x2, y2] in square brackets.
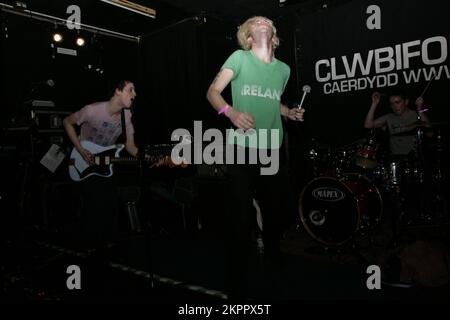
[295, 0, 450, 146]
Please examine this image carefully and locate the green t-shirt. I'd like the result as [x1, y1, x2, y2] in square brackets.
[222, 50, 290, 149]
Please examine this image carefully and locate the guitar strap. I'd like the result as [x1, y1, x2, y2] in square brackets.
[120, 108, 127, 143]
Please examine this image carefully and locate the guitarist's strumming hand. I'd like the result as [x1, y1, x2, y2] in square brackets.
[78, 147, 94, 165]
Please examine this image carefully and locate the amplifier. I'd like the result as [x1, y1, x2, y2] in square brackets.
[30, 110, 71, 132]
[26, 100, 56, 108]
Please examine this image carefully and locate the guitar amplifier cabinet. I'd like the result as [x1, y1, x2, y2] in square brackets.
[30, 110, 71, 133]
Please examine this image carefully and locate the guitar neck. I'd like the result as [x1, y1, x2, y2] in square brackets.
[111, 157, 137, 164]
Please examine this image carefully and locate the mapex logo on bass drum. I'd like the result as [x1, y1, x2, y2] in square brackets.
[312, 187, 345, 202]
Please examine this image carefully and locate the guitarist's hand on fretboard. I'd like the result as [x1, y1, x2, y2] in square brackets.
[147, 155, 188, 169]
[149, 157, 166, 168]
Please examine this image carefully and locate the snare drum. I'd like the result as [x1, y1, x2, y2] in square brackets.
[355, 143, 378, 169]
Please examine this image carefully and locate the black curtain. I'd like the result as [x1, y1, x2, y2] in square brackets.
[137, 17, 302, 146]
[136, 19, 206, 145]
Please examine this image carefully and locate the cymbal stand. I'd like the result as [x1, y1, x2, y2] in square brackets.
[415, 112, 426, 171]
[308, 139, 320, 178]
[383, 183, 406, 247]
[431, 129, 448, 221]
[413, 112, 432, 222]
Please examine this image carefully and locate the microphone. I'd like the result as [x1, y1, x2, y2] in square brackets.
[298, 85, 311, 109]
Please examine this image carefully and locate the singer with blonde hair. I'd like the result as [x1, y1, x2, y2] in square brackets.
[206, 16, 305, 299]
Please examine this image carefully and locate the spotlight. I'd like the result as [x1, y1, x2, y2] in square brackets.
[13, 1, 27, 10]
[76, 37, 85, 46]
[53, 33, 63, 42]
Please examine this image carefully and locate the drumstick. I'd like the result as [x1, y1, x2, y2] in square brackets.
[420, 71, 437, 97]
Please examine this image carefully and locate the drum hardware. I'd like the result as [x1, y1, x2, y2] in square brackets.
[308, 142, 320, 178]
[388, 161, 402, 186]
[333, 148, 355, 177]
[408, 154, 448, 225]
[303, 120, 447, 247]
[432, 129, 445, 182]
[428, 127, 449, 221]
[405, 110, 434, 223]
[307, 140, 335, 178]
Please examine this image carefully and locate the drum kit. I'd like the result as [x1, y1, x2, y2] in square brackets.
[299, 122, 449, 247]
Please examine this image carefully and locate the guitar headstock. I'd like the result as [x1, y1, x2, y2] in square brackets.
[145, 155, 188, 168]
[159, 155, 188, 168]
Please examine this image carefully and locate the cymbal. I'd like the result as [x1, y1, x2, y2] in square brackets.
[391, 124, 448, 136]
[391, 121, 448, 136]
[411, 120, 448, 127]
[429, 121, 448, 127]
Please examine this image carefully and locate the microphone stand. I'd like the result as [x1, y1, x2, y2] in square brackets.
[139, 153, 155, 289]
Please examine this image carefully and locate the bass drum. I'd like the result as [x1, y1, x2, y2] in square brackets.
[299, 173, 382, 246]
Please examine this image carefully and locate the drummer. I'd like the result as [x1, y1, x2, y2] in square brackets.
[364, 90, 432, 157]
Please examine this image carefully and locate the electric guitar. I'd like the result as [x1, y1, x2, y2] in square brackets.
[69, 140, 186, 181]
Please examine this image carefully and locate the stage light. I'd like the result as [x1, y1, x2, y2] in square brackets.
[53, 33, 63, 42]
[51, 23, 63, 43]
[76, 37, 85, 46]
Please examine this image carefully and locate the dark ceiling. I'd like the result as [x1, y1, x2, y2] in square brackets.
[148, 0, 354, 23]
[1, 0, 351, 37]
[1, 0, 188, 36]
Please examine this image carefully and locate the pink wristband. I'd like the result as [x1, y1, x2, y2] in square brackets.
[218, 104, 230, 115]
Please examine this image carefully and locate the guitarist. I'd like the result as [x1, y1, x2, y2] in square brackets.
[63, 80, 138, 161]
[63, 79, 138, 295]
